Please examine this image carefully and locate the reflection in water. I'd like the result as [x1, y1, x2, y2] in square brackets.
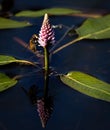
[0, 122, 7, 130]
[37, 96, 53, 128]
[23, 85, 53, 128]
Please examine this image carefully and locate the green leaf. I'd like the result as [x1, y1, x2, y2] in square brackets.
[0, 73, 17, 92]
[60, 71, 110, 102]
[0, 55, 35, 66]
[0, 17, 31, 29]
[53, 15, 110, 54]
[15, 8, 81, 17]
[76, 15, 110, 39]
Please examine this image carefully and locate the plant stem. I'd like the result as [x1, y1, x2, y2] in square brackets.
[52, 37, 83, 54]
[44, 46, 49, 99]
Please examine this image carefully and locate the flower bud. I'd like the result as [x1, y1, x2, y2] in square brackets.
[38, 13, 55, 47]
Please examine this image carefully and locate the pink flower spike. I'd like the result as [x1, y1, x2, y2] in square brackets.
[38, 13, 55, 47]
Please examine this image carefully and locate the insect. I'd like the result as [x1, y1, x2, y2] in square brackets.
[29, 34, 39, 52]
[14, 24, 74, 54]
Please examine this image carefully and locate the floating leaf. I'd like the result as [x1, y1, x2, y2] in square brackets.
[60, 71, 110, 102]
[0, 73, 17, 92]
[76, 15, 110, 39]
[0, 17, 31, 29]
[53, 15, 110, 53]
[15, 8, 82, 17]
[0, 55, 35, 66]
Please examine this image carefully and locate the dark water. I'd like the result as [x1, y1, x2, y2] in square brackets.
[0, 0, 110, 130]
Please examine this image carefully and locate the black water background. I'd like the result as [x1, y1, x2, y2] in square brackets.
[0, 0, 110, 130]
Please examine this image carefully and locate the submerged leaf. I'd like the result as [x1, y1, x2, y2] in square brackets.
[0, 73, 17, 92]
[0, 55, 35, 66]
[76, 15, 110, 39]
[15, 8, 81, 17]
[0, 17, 31, 29]
[60, 71, 110, 102]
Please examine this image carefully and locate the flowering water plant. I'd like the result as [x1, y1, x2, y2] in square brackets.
[36, 13, 55, 127]
[0, 11, 110, 129]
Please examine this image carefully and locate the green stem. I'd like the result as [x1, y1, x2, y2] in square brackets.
[44, 46, 49, 99]
[52, 37, 84, 54]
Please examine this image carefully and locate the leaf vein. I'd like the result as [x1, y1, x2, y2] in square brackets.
[67, 76, 110, 96]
